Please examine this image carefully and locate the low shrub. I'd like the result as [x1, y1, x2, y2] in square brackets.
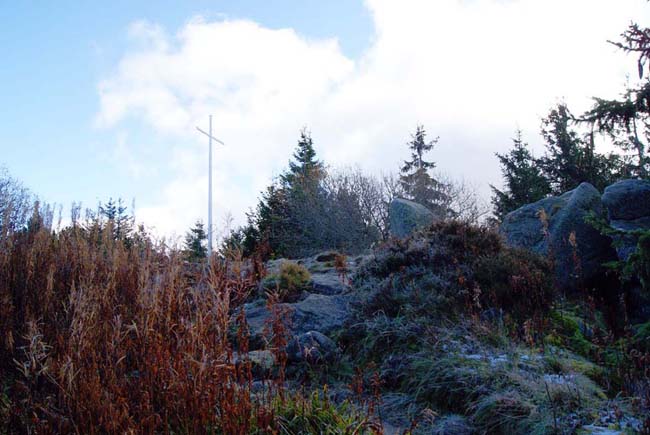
[474, 248, 554, 322]
[351, 221, 554, 341]
[263, 261, 312, 302]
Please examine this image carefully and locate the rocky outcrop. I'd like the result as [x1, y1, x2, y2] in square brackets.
[602, 179, 650, 260]
[286, 331, 339, 364]
[501, 182, 616, 292]
[389, 198, 435, 238]
[244, 293, 351, 349]
[244, 251, 363, 349]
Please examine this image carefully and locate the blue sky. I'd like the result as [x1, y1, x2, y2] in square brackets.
[0, 1, 371, 211]
[1, 1, 648, 241]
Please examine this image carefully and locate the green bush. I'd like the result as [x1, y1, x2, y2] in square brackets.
[264, 261, 312, 302]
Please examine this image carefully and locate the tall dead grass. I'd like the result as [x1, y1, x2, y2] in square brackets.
[0, 214, 262, 433]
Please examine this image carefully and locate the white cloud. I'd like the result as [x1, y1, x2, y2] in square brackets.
[97, 0, 648, 238]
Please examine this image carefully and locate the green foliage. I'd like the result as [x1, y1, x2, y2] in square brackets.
[99, 198, 135, 241]
[281, 127, 324, 187]
[580, 20, 650, 179]
[219, 227, 246, 259]
[582, 82, 650, 179]
[270, 389, 377, 435]
[242, 130, 380, 258]
[491, 129, 551, 220]
[621, 231, 650, 294]
[184, 219, 208, 261]
[399, 125, 451, 218]
[538, 103, 620, 194]
[546, 309, 599, 358]
[588, 214, 650, 297]
[264, 261, 312, 302]
[611, 22, 650, 80]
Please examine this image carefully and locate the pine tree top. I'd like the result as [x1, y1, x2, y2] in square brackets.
[401, 125, 439, 173]
[282, 128, 324, 186]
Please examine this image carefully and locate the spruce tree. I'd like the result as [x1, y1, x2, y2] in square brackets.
[579, 20, 650, 180]
[582, 83, 649, 179]
[99, 198, 134, 241]
[184, 220, 207, 261]
[281, 128, 324, 187]
[490, 130, 551, 220]
[538, 104, 618, 193]
[399, 125, 449, 217]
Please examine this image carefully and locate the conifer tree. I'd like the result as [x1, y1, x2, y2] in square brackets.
[582, 83, 649, 179]
[184, 220, 207, 261]
[538, 104, 618, 193]
[579, 22, 650, 179]
[281, 128, 324, 187]
[491, 130, 551, 220]
[99, 198, 134, 241]
[399, 125, 449, 217]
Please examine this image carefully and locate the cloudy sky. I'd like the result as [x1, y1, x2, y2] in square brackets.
[1, 0, 647, 241]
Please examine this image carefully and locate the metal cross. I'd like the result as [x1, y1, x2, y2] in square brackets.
[196, 115, 224, 257]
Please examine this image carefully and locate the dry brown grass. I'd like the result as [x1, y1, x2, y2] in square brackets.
[0, 215, 268, 433]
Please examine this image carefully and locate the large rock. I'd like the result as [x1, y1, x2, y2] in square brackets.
[602, 179, 650, 260]
[243, 293, 351, 349]
[389, 198, 435, 238]
[602, 179, 650, 221]
[286, 331, 339, 364]
[501, 182, 616, 292]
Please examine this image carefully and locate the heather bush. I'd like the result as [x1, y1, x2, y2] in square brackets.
[352, 220, 553, 328]
[338, 220, 649, 433]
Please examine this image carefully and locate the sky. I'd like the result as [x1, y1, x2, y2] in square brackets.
[1, 0, 648, 243]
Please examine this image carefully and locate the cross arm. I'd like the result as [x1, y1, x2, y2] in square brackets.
[196, 127, 225, 145]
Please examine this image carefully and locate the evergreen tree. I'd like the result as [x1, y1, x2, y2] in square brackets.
[99, 198, 134, 241]
[281, 128, 324, 187]
[491, 130, 551, 220]
[255, 183, 292, 256]
[571, 18, 650, 180]
[581, 82, 649, 178]
[538, 104, 618, 193]
[609, 22, 650, 81]
[184, 220, 207, 261]
[242, 128, 379, 258]
[399, 125, 450, 217]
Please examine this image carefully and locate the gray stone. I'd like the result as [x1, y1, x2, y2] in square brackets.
[286, 331, 339, 364]
[243, 293, 351, 349]
[602, 179, 650, 260]
[602, 179, 650, 221]
[501, 182, 616, 292]
[310, 272, 349, 295]
[314, 251, 338, 263]
[289, 293, 350, 335]
[389, 198, 435, 238]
